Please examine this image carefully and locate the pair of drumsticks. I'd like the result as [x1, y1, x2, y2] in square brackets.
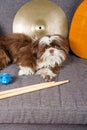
[0, 80, 69, 100]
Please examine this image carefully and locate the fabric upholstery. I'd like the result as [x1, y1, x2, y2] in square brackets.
[0, 124, 87, 130]
[0, 54, 87, 124]
[0, 0, 87, 125]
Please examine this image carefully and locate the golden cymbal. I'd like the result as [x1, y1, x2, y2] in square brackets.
[13, 0, 68, 38]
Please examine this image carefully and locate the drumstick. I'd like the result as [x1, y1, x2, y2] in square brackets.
[0, 82, 55, 98]
[0, 80, 69, 100]
[0, 82, 55, 96]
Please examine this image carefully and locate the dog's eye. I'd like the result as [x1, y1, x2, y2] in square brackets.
[51, 44, 55, 47]
[57, 44, 61, 48]
[54, 44, 61, 49]
[45, 45, 49, 49]
[54, 45, 57, 48]
[53, 45, 57, 48]
[51, 44, 58, 48]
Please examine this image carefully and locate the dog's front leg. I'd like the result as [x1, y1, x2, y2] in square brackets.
[18, 66, 35, 76]
[15, 54, 36, 76]
[36, 68, 56, 81]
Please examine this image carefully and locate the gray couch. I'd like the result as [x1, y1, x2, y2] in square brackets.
[0, 0, 87, 130]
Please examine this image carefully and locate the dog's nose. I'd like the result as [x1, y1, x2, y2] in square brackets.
[49, 49, 54, 54]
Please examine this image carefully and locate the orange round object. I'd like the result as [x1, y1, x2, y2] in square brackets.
[69, 0, 87, 59]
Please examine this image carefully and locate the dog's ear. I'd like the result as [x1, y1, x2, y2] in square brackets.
[32, 40, 39, 56]
[53, 34, 69, 55]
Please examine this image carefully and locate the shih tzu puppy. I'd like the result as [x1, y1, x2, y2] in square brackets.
[36, 34, 69, 81]
[0, 33, 69, 81]
[0, 33, 37, 75]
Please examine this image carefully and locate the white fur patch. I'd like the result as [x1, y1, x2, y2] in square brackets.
[39, 35, 62, 45]
[18, 66, 34, 76]
[37, 48, 65, 69]
[50, 35, 62, 42]
[39, 36, 50, 45]
[36, 68, 56, 79]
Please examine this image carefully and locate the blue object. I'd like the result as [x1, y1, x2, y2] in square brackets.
[0, 73, 12, 85]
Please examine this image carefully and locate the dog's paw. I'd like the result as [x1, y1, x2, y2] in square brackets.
[36, 68, 56, 82]
[18, 66, 34, 76]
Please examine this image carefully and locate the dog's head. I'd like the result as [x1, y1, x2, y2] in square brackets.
[37, 34, 69, 65]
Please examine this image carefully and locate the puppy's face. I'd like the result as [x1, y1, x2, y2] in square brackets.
[37, 35, 69, 66]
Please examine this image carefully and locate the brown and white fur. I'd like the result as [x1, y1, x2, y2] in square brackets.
[36, 34, 69, 81]
[0, 33, 69, 81]
[0, 33, 37, 75]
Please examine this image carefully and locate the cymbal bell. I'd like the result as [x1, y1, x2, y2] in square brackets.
[13, 0, 68, 39]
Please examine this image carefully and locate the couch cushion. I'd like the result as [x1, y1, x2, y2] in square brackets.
[0, 0, 86, 125]
[0, 54, 87, 124]
[0, 124, 87, 130]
